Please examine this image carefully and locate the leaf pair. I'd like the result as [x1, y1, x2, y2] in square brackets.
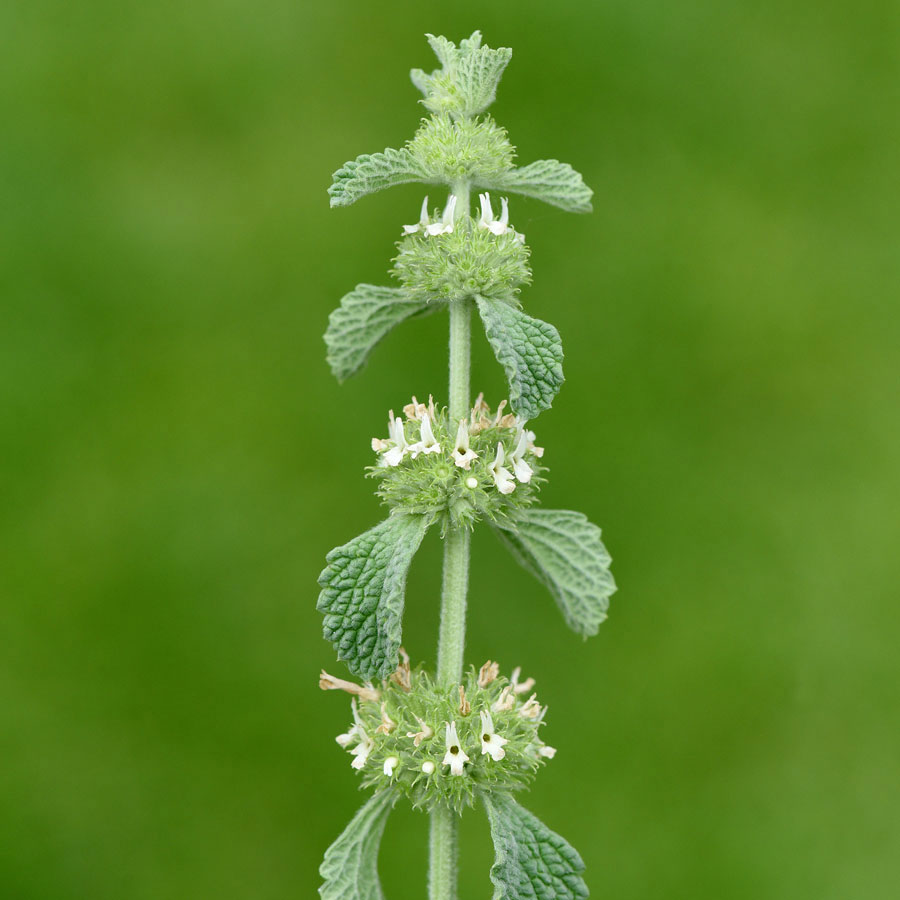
[328, 152, 592, 214]
[325, 287, 563, 421]
[328, 33, 591, 213]
[318, 509, 615, 680]
[320, 791, 587, 900]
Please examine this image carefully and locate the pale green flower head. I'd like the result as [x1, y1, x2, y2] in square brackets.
[369, 395, 545, 532]
[408, 114, 514, 184]
[410, 31, 512, 120]
[393, 213, 530, 305]
[320, 658, 555, 814]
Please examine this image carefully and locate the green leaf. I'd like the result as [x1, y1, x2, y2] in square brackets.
[319, 791, 394, 900]
[476, 297, 564, 420]
[484, 793, 588, 900]
[325, 285, 432, 382]
[328, 148, 429, 207]
[496, 509, 616, 637]
[411, 31, 512, 119]
[490, 159, 593, 213]
[317, 514, 431, 679]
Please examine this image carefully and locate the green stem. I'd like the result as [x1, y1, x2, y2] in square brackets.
[429, 181, 471, 900]
[428, 805, 459, 900]
[436, 525, 470, 685]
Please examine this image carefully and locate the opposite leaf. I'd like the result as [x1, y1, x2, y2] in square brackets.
[325, 284, 431, 382]
[484, 793, 588, 900]
[476, 297, 564, 420]
[329, 148, 430, 207]
[318, 514, 431, 679]
[490, 159, 593, 213]
[319, 790, 394, 900]
[496, 509, 616, 637]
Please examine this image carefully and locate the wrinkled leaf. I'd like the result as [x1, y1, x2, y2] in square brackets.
[476, 297, 564, 420]
[490, 159, 593, 213]
[329, 148, 429, 207]
[496, 509, 615, 637]
[411, 31, 512, 119]
[325, 284, 432, 382]
[317, 514, 431, 679]
[484, 793, 588, 900]
[320, 791, 394, 900]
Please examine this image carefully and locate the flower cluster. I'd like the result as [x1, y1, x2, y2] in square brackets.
[401, 193, 525, 245]
[406, 114, 515, 183]
[369, 395, 544, 531]
[403, 196, 458, 237]
[393, 194, 530, 305]
[321, 654, 556, 813]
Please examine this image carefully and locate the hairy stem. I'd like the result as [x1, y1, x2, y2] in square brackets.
[429, 181, 471, 900]
[428, 804, 459, 900]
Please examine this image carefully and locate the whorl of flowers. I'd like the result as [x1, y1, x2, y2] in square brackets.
[369, 394, 545, 531]
[320, 654, 556, 814]
[392, 193, 530, 304]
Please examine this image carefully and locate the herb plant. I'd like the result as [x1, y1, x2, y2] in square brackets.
[317, 32, 616, 900]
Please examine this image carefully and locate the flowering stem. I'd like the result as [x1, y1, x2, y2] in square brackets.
[429, 181, 471, 900]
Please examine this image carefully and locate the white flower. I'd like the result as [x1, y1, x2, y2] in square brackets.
[465, 476, 478, 489]
[403, 196, 431, 235]
[538, 745, 557, 759]
[409, 411, 441, 457]
[335, 698, 365, 747]
[489, 442, 516, 494]
[421, 760, 436, 775]
[509, 429, 533, 484]
[382, 415, 409, 467]
[477, 192, 510, 235]
[383, 756, 399, 777]
[525, 427, 544, 458]
[479, 710, 509, 761]
[425, 195, 457, 236]
[478, 193, 525, 243]
[340, 700, 374, 769]
[351, 735, 374, 769]
[451, 419, 478, 469]
[406, 715, 434, 747]
[442, 721, 469, 776]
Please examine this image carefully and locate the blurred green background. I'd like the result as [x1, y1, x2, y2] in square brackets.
[2, 1, 899, 897]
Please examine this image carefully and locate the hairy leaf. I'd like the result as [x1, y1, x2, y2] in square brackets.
[319, 791, 394, 900]
[476, 297, 564, 420]
[490, 159, 593, 213]
[484, 793, 588, 900]
[317, 514, 431, 679]
[411, 31, 512, 119]
[325, 284, 432, 382]
[328, 148, 429, 207]
[496, 509, 616, 637]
